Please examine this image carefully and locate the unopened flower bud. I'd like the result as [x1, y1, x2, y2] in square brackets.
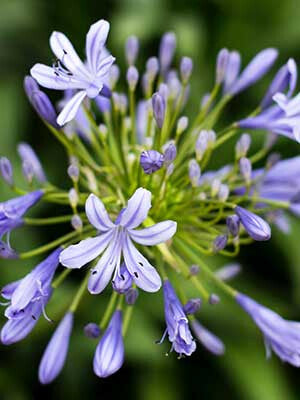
[166, 163, 174, 176]
[163, 142, 177, 165]
[216, 48, 229, 84]
[82, 167, 98, 193]
[0, 157, 13, 186]
[215, 263, 241, 281]
[265, 132, 278, 149]
[191, 319, 225, 355]
[196, 130, 208, 160]
[235, 206, 271, 241]
[180, 57, 193, 83]
[22, 160, 34, 183]
[98, 124, 108, 139]
[84, 323, 101, 339]
[218, 184, 229, 202]
[190, 264, 200, 275]
[176, 116, 188, 135]
[209, 293, 220, 305]
[159, 32, 176, 75]
[125, 36, 139, 65]
[68, 188, 78, 208]
[126, 288, 139, 305]
[211, 178, 221, 197]
[140, 150, 164, 174]
[239, 157, 252, 183]
[207, 130, 216, 146]
[189, 159, 201, 187]
[213, 235, 228, 253]
[67, 164, 79, 182]
[152, 93, 165, 129]
[71, 214, 83, 231]
[127, 66, 139, 91]
[235, 133, 251, 159]
[226, 215, 240, 237]
[200, 92, 211, 109]
[266, 152, 281, 169]
[158, 83, 169, 102]
[119, 94, 128, 115]
[146, 57, 159, 79]
[184, 298, 202, 315]
[109, 65, 120, 89]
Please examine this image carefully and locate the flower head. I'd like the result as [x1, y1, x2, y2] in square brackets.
[60, 188, 177, 294]
[31, 20, 115, 125]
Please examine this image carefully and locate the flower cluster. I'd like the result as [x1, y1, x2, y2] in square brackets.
[1, 18, 300, 384]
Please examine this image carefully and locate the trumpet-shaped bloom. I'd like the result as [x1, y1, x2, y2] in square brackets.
[38, 312, 74, 384]
[237, 293, 300, 366]
[31, 19, 115, 126]
[163, 280, 196, 356]
[93, 310, 124, 378]
[60, 188, 177, 294]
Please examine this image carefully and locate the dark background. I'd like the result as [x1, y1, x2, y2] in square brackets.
[1, 0, 300, 399]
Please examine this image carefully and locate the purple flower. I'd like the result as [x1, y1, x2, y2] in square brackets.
[140, 150, 164, 174]
[216, 48, 229, 84]
[93, 310, 124, 378]
[152, 92, 166, 129]
[189, 159, 201, 187]
[163, 142, 177, 165]
[260, 58, 297, 109]
[112, 263, 133, 294]
[237, 293, 300, 366]
[215, 263, 241, 281]
[180, 57, 193, 83]
[223, 51, 241, 93]
[31, 20, 115, 126]
[235, 133, 251, 159]
[183, 298, 202, 315]
[59, 188, 177, 294]
[226, 215, 240, 237]
[38, 312, 74, 384]
[159, 32, 176, 75]
[163, 280, 196, 356]
[191, 320, 225, 356]
[127, 66, 139, 90]
[125, 36, 139, 66]
[0, 157, 13, 186]
[17, 142, 47, 183]
[84, 322, 101, 339]
[213, 235, 228, 252]
[228, 48, 278, 96]
[235, 206, 271, 241]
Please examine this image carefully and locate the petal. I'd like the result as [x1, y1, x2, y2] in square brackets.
[123, 235, 161, 292]
[86, 20, 110, 74]
[118, 187, 151, 229]
[30, 64, 85, 91]
[85, 194, 115, 231]
[50, 31, 90, 81]
[88, 231, 122, 294]
[96, 55, 116, 77]
[57, 90, 87, 126]
[129, 220, 177, 245]
[59, 230, 113, 269]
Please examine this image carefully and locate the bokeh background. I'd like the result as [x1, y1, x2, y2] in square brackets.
[0, 0, 300, 399]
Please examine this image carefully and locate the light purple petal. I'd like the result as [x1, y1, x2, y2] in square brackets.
[96, 55, 116, 78]
[57, 90, 86, 126]
[30, 64, 85, 91]
[17, 142, 47, 183]
[118, 187, 151, 229]
[128, 220, 177, 245]
[123, 235, 161, 292]
[38, 312, 73, 384]
[59, 230, 114, 269]
[85, 194, 115, 232]
[86, 20, 110, 75]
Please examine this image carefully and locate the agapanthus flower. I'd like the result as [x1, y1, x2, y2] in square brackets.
[162, 280, 196, 356]
[190, 319, 225, 356]
[31, 19, 115, 125]
[93, 310, 124, 378]
[60, 188, 177, 293]
[237, 293, 300, 366]
[234, 206, 271, 241]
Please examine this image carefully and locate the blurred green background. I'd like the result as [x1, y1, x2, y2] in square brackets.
[1, 0, 300, 399]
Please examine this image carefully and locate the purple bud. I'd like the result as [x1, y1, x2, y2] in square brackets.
[235, 206, 271, 241]
[159, 32, 176, 75]
[17, 142, 47, 183]
[266, 152, 281, 169]
[209, 294, 220, 305]
[190, 264, 200, 276]
[189, 159, 201, 187]
[158, 83, 169, 102]
[180, 57, 193, 83]
[226, 215, 240, 237]
[67, 164, 79, 182]
[38, 312, 73, 384]
[140, 150, 164, 174]
[125, 288, 139, 305]
[71, 214, 83, 231]
[176, 116, 188, 135]
[223, 51, 241, 93]
[239, 157, 252, 182]
[195, 130, 209, 160]
[166, 163, 174, 176]
[163, 142, 177, 165]
[0, 157, 13, 186]
[95, 95, 111, 113]
[84, 323, 101, 339]
[125, 36, 139, 65]
[213, 235, 228, 252]
[216, 48, 229, 84]
[218, 184, 229, 202]
[183, 298, 202, 315]
[24, 75, 39, 95]
[235, 133, 251, 158]
[68, 188, 78, 208]
[229, 48, 278, 95]
[126, 66, 139, 90]
[99, 84, 112, 98]
[215, 263, 241, 281]
[211, 178, 221, 197]
[146, 57, 159, 79]
[152, 93, 166, 129]
[109, 65, 120, 89]
[119, 94, 128, 115]
[22, 160, 34, 183]
[112, 263, 133, 294]
[30, 90, 59, 129]
[191, 320, 225, 355]
[93, 310, 124, 378]
[200, 92, 211, 109]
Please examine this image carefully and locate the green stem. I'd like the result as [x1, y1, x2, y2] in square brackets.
[123, 305, 134, 335]
[52, 268, 72, 289]
[99, 291, 118, 329]
[69, 271, 90, 312]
